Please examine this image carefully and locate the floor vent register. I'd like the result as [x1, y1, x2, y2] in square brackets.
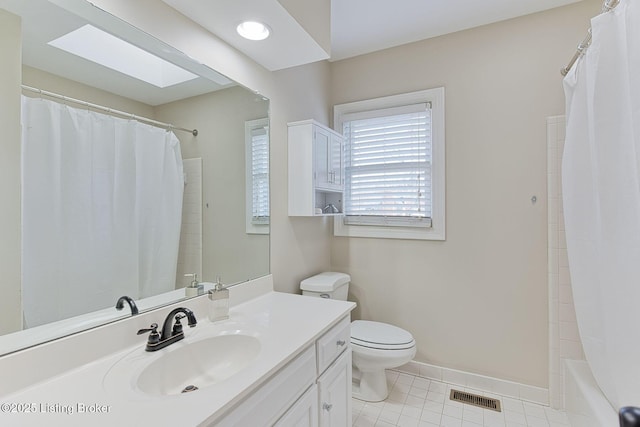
[449, 389, 501, 412]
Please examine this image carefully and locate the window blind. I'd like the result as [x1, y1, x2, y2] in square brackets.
[251, 127, 269, 224]
[342, 103, 432, 227]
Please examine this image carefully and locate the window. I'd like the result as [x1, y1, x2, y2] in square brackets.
[245, 118, 269, 234]
[334, 88, 445, 240]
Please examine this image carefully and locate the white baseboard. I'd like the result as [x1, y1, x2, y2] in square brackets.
[392, 360, 549, 406]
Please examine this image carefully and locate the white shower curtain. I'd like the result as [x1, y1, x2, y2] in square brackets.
[21, 96, 184, 328]
[562, 0, 640, 410]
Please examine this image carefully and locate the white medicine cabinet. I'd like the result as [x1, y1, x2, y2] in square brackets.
[288, 120, 345, 216]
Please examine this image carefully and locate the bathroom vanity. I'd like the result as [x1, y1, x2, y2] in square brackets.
[0, 277, 355, 426]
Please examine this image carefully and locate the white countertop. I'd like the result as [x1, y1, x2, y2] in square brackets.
[0, 291, 355, 426]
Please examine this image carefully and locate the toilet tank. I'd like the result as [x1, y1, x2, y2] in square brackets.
[300, 272, 350, 300]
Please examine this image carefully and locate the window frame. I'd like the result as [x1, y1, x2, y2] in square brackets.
[245, 118, 269, 235]
[333, 88, 445, 241]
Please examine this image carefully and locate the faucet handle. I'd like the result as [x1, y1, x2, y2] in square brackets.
[137, 323, 160, 345]
[137, 323, 158, 334]
[172, 314, 186, 335]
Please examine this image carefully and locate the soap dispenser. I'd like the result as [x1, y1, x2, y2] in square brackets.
[184, 273, 204, 297]
[207, 276, 229, 322]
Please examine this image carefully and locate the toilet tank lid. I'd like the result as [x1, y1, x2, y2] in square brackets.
[300, 272, 350, 292]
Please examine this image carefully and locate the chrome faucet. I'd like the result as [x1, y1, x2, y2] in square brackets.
[115, 295, 138, 315]
[137, 307, 197, 352]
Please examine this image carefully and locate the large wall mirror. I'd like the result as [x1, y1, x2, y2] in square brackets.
[0, 0, 269, 355]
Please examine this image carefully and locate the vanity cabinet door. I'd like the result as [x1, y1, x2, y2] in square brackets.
[274, 384, 319, 427]
[318, 350, 352, 427]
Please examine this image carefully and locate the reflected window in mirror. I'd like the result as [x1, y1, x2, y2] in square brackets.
[245, 118, 269, 235]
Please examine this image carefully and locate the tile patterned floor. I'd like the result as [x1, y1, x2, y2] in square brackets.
[352, 371, 572, 427]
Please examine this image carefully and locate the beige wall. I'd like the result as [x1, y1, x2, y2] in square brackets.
[270, 61, 334, 294]
[155, 87, 270, 285]
[0, 10, 22, 335]
[329, 0, 601, 388]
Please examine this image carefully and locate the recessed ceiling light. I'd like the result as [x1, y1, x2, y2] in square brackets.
[236, 21, 271, 41]
[48, 24, 198, 88]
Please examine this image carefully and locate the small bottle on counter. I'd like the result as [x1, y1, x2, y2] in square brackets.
[207, 276, 229, 322]
[184, 273, 204, 297]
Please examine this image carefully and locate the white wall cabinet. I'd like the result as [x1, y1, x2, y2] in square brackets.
[288, 120, 344, 216]
[213, 315, 352, 427]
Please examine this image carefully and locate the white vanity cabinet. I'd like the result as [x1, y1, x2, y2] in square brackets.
[318, 346, 352, 427]
[288, 120, 345, 216]
[315, 316, 352, 427]
[213, 316, 352, 427]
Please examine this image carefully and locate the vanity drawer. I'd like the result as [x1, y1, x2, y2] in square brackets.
[213, 346, 316, 427]
[316, 316, 350, 375]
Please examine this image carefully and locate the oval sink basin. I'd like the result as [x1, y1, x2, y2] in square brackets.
[136, 334, 261, 396]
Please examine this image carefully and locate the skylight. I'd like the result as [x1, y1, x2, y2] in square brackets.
[48, 25, 198, 88]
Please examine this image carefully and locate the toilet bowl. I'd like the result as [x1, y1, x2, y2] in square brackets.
[300, 272, 417, 402]
[350, 320, 416, 401]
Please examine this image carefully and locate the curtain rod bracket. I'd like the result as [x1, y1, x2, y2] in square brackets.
[562, 1, 619, 76]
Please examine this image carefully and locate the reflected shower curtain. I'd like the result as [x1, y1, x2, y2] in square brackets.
[562, 0, 640, 410]
[21, 96, 184, 328]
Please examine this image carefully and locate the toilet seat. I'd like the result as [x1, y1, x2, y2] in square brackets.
[351, 320, 415, 350]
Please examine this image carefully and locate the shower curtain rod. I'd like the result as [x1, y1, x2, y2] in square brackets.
[21, 85, 198, 136]
[561, 0, 620, 76]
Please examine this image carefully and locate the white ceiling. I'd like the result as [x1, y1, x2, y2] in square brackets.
[161, 0, 583, 69]
[1, 0, 585, 104]
[161, 0, 330, 71]
[330, 0, 583, 61]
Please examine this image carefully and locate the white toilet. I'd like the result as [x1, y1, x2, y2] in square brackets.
[300, 272, 416, 402]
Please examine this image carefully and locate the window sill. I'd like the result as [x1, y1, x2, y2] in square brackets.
[246, 223, 269, 235]
[333, 216, 445, 241]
